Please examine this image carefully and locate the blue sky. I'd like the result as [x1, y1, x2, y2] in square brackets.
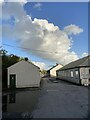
[2, 2, 88, 69]
[24, 2, 88, 54]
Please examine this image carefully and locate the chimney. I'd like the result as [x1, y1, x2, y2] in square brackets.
[25, 57, 28, 61]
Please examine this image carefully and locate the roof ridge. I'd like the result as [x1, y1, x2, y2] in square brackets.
[8, 59, 40, 69]
[47, 64, 63, 71]
[58, 55, 90, 71]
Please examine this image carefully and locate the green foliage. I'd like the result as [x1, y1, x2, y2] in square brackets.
[1, 49, 20, 89]
[1, 49, 20, 69]
[41, 70, 47, 75]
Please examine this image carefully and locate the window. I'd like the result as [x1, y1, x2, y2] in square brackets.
[71, 71, 73, 77]
[89, 69, 90, 74]
[75, 70, 78, 76]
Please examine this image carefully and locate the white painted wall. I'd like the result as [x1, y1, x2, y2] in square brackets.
[57, 67, 90, 85]
[8, 60, 41, 88]
[57, 68, 80, 84]
[80, 67, 90, 85]
[50, 64, 63, 77]
[80, 67, 90, 79]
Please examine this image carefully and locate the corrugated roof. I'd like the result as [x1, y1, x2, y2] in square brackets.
[57, 55, 90, 71]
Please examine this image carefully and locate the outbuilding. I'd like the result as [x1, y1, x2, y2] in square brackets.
[56, 55, 90, 86]
[7, 60, 41, 89]
[47, 64, 63, 77]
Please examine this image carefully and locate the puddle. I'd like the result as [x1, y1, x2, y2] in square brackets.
[2, 89, 40, 119]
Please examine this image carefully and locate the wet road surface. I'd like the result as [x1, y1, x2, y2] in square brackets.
[2, 88, 40, 119]
[32, 77, 88, 118]
[2, 77, 89, 119]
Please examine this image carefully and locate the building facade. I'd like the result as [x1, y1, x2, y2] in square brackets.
[57, 56, 90, 86]
[47, 64, 63, 77]
[7, 60, 41, 88]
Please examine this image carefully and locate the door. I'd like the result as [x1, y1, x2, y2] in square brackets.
[10, 74, 16, 89]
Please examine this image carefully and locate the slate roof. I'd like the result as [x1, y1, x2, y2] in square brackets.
[47, 64, 63, 71]
[57, 55, 90, 71]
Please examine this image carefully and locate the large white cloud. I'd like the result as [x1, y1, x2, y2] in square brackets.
[2, 2, 84, 65]
[1, 0, 27, 3]
[2, 2, 26, 19]
[0, 0, 4, 3]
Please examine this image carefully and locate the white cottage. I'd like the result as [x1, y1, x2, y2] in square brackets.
[47, 64, 63, 77]
[7, 60, 41, 88]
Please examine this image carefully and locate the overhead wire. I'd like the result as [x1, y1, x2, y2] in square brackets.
[2, 43, 88, 55]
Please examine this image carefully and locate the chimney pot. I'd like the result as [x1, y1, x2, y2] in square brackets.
[25, 57, 28, 61]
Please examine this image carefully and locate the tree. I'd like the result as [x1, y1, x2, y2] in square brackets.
[1, 49, 20, 89]
[41, 70, 47, 75]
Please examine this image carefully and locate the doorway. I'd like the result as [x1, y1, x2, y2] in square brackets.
[10, 74, 16, 89]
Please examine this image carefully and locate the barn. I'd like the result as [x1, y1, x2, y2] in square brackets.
[7, 59, 41, 89]
[56, 55, 90, 86]
[47, 64, 63, 77]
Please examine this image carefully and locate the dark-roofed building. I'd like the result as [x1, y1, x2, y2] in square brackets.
[56, 55, 90, 86]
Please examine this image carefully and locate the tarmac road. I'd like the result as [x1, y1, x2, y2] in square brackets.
[32, 77, 88, 118]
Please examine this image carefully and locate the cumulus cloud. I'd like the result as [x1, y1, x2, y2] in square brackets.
[2, 2, 84, 65]
[1, 0, 27, 3]
[0, 0, 4, 3]
[32, 61, 47, 70]
[64, 24, 83, 35]
[2, 2, 26, 19]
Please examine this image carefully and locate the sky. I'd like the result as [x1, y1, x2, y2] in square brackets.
[1, 2, 88, 70]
